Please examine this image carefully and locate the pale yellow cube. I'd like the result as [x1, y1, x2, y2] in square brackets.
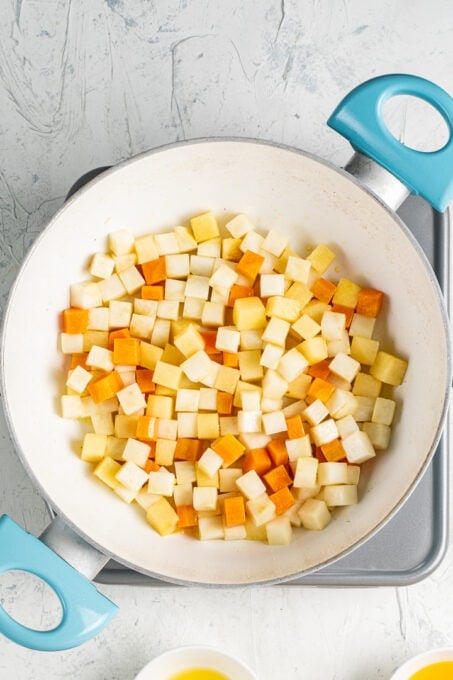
[222, 237, 242, 261]
[122, 438, 151, 466]
[197, 413, 220, 439]
[152, 361, 182, 391]
[114, 414, 140, 439]
[350, 336, 380, 366]
[306, 244, 335, 274]
[193, 486, 218, 511]
[190, 211, 220, 242]
[115, 461, 148, 492]
[332, 278, 361, 308]
[262, 317, 290, 346]
[201, 301, 225, 327]
[352, 372, 382, 398]
[60, 333, 84, 355]
[90, 252, 115, 279]
[197, 238, 221, 258]
[109, 229, 135, 256]
[174, 225, 198, 252]
[117, 383, 147, 415]
[148, 470, 175, 496]
[174, 324, 205, 357]
[118, 265, 145, 294]
[195, 463, 219, 488]
[81, 433, 108, 462]
[298, 498, 331, 530]
[114, 253, 137, 273]
[129, 313, 155, 339]
[134, 234, 159, 264]
[91, 413, 115, 436]
[266, 516, 293, 545]
[233, 297, 267, 330]
[146, 497, 179, 536]
[98, 274, 127, 303]
[246, 493, 276, 527]
[372, 397, 396, 425]
[362, 421, 391, 450]
[266, 296, 300, 323]
[370, 351, 408, 386]
[70, 281, 102, 309]
[109, 300, 133, 328]
[298, 336, 328, 365]
[238, 350, 263, 382]
[155, 439, 177, 465]
[286, 373, 312, 400]
[93, 457, 121, 489]
[291, 314, 321, 340]
[214, 365, 241, 394]
[139, 341, 163, 370]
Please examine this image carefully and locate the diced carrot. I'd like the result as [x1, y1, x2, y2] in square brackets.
[113, 337, 141, 365]
[176, 505, 198, 529]
[88, 371, 123, 403]
[307, 359, 331, 380]
[307, 377, 336, 404]
[285, 415, 305, 439]
[108, 328, 131, 350]
[143, 457, 160, 473]
[174, 438, 203, 461]
[200, 330, 220, 355]
[141, 285, 164, 300]
[314, 446, 327, 462]
[227, 284, 255, 307]
[236, 250, 265, 283]
[136, 415, 156, 442]
[211, 434, 245, 467]
[217, 392, 233, 415]
[141, 256, 166, 285]
[311, 278, 336, 304]
[264, 464, 293, 493]
[266, 438, 289, 467]
[62, 308, 89, 334]
[356, 287, 384, 318]
[210, 352, 224, 364]
[242, 448, 272, 476]
[331, 304, 354, 328]
[223, 496, 246, 527]
[223, 351, 239, 368]
[136, 369, 156, 393]
[70, 353, 88, 369]
[320, 439, 347, 462]
[269, 486, 296, 515]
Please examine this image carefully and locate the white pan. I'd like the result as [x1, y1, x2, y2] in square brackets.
[0, 74, 452, 651]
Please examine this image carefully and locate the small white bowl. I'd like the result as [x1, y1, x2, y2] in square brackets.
[134, 645, 257, 680]
[390, 647, 453, 679]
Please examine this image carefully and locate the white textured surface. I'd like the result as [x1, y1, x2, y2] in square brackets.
[0, 2, 452, 679]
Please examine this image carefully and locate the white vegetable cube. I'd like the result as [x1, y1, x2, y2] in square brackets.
[157, 300, 180, 321]
[246, 493, 277, 526]
[346, 465, 361, 485]
[86, 345, 114, 372]
[236, 470, 266, 500]
[237, 410, 262, 433]
[262, 369, 288, 399]
[118, 266, 145, 294]
[155, 439, 177, 465]
[353, 396, 375, 422]
[182, 297, 205, 320]
[156, 418, 178, 440]
[61, 332, 85, 355]
[216, 326, 240, 353]
[173, 483, 194, 506]
[198, 388, 217, 411]
[175, 388, 200, 412]
[342, 430, 376, 464]
[88, 307, 109, 331]
[181, 350, 212, 382]
[177, 413, 198, 438]
[325, 389, 358, 419]
[122, 438, 151, 466]
[224, 524, 247, 541]
[213, 365, 240, 393]
[372, 397, 396, 425]
[261, 228, 288, 256]
[240, 389, 261, 411]
[198, 447, 224, 478]
[61, 395, 83, 418]
[148, 470, 176, 496]
[114, 253, 137, 273]
[193, 486, 218, 511]
[303, 399, 329, 425]
[114, 483, 138, 504]
[310, 419, 339, 446]
[66, 365, 92, 394]
[153, 361, 182, 391]
[265, 516, 293, 545]
[197, 238, 221, 257]
[261, 410, 287, 435]
[174, 226, 198, 253]
[90, 252, 115, 279]
[154, 232, 179, 255]
[134, 234, 159, 264]
[219, 468, 243, 493]
[327, 330, 351, 358]
[321, 311, 346, 341]
[260, 343, 284, 370]
[201, 301, 225, 327]
[285, 435, 312, 461]
[116, 461, 148, 492]
[329, 351, 361, 383]
[209, 263, 238, 289]
[291, 314, 321, 340]
[185, 275, 210, 300]
[298, 498, 331, 530]
[150, 319, 171, 347]
[293, 457, 318, 488]
[262, 317, 290, 346]
[362, 422, 391, 450]
[323, 484, 358, 507]
[225, 213, 254, 238]
[190, 255, 215, 277]
[260, 274, 285, 297]
[336, 414, 359, 439]
[98, 274, 127, 303]
[70, 281, 102, 309]
[277, 348, 308, 382]
[135, 489, 161, 511]
[164, 253, 190, 279]
[109, 229, 135, 256]
[81, 433, 107, 462]
[238, 432, 271, 451]
[349, 313, 376, 338]
[239, 230, 264, 253]
[174, 461, 196, 485]
[240, 330, 263, 350]
[129, 313, 155, 339]
[109, 300, 133, 328]
[117, 383, 147, 415]
[91, 414, 115, 435]
[198, 516, 224, 540]
[317, 462, 349, 485]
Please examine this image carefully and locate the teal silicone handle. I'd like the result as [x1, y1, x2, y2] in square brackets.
[0, 515, 118, 651]
[327, 74, 453, 212]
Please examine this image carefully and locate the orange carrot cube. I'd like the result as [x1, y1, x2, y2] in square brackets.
[136, 415, 156, 442]
[136, 369, 156, 393]
[307, 377, 336, 403]
[141, 256, 166, 285]
[70, 353, 88, 369]
[227, 284, 255, 307]
[307, 359, 331, 380]
[62, 308, 89, 334]
[141, 285, 164, 300]
[200, 330, 220, 355]
[211, 434, 245, 467]
[88, 371, 123, 403]
[177, 505, 198, 529]
[356, 287, 384, 318]
[264, 464, 293, 492]
[236, 250, 265, 283]
[108, 328, 131, 350]
[217, 392, 233, 415]
[223, 352, 239, 368]
[311, 278, 336, 304]
[113, 337, 141, 366]
[285, 415, 305, 439]
[320, 438, 347, 462]
[266, 438, 289, 467]
[223, 496, 246, 527]
[242, 448, 272, 476]
[174, 438, 203, 461]
[269, 486, 296, 515]
[143, 457, 160, 473]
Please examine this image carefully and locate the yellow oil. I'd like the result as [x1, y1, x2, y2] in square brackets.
[410, 661, 453, 680]
[169, 669, 230, 680]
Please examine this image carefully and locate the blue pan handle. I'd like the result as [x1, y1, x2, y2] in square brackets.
[327, 74, 453, 212]
[0, 515, 118, 651]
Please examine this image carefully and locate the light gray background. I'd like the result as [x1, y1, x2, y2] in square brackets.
[0, 1, 452, 678]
